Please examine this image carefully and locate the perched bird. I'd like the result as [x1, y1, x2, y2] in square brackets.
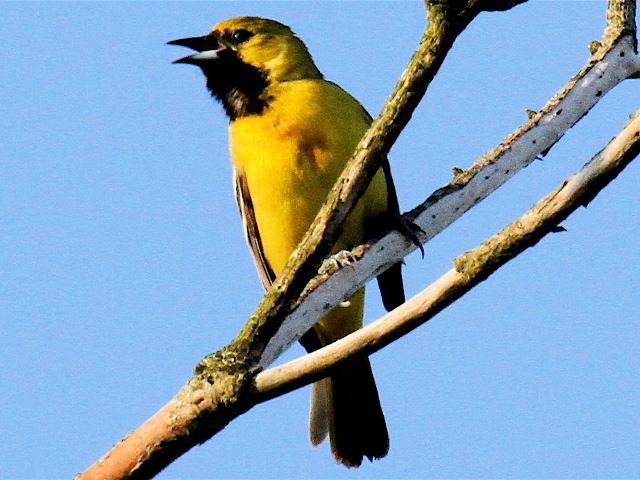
[170, 17, 406, 467]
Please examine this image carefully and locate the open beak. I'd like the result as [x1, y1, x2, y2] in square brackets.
[168, 35, 227, 65]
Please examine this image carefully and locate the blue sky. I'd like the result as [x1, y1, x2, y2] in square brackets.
[2, 1, 639, 478]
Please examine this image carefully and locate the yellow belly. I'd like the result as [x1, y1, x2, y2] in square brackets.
[229, 79, 388, 340]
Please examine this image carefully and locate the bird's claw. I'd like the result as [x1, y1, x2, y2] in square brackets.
[395, 215, 425, 258]
[319, 250, 358, 276]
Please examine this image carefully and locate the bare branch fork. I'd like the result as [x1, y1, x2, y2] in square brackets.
[78, 0, 638, 478]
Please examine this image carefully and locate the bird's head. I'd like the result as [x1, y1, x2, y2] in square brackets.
[169, 17, 322, 119]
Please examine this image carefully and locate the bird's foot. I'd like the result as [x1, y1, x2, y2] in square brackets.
[319, 250, 357, 308]
[393, 214, 426, 258]
[319, 250, 358, 276]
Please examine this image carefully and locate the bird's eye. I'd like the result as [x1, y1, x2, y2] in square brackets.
[231, 29, 253, 44]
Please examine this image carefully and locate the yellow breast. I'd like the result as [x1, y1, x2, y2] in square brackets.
[229, 79, 384, 274]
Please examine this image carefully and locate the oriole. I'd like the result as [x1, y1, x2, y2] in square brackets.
[170, 17, 405, 467]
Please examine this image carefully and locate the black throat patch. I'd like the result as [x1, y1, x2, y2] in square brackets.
[201, 51, 271, 121]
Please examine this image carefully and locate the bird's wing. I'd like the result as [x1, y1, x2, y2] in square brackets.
[233, 166, 276, 289]
[233, 166, 323, 353]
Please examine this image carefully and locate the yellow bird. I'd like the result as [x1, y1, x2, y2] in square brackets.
[170, 17, 405, 467]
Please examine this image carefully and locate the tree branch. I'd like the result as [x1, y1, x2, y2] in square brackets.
[255, 110, 640, 400]
[77, 1, 637, 478]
